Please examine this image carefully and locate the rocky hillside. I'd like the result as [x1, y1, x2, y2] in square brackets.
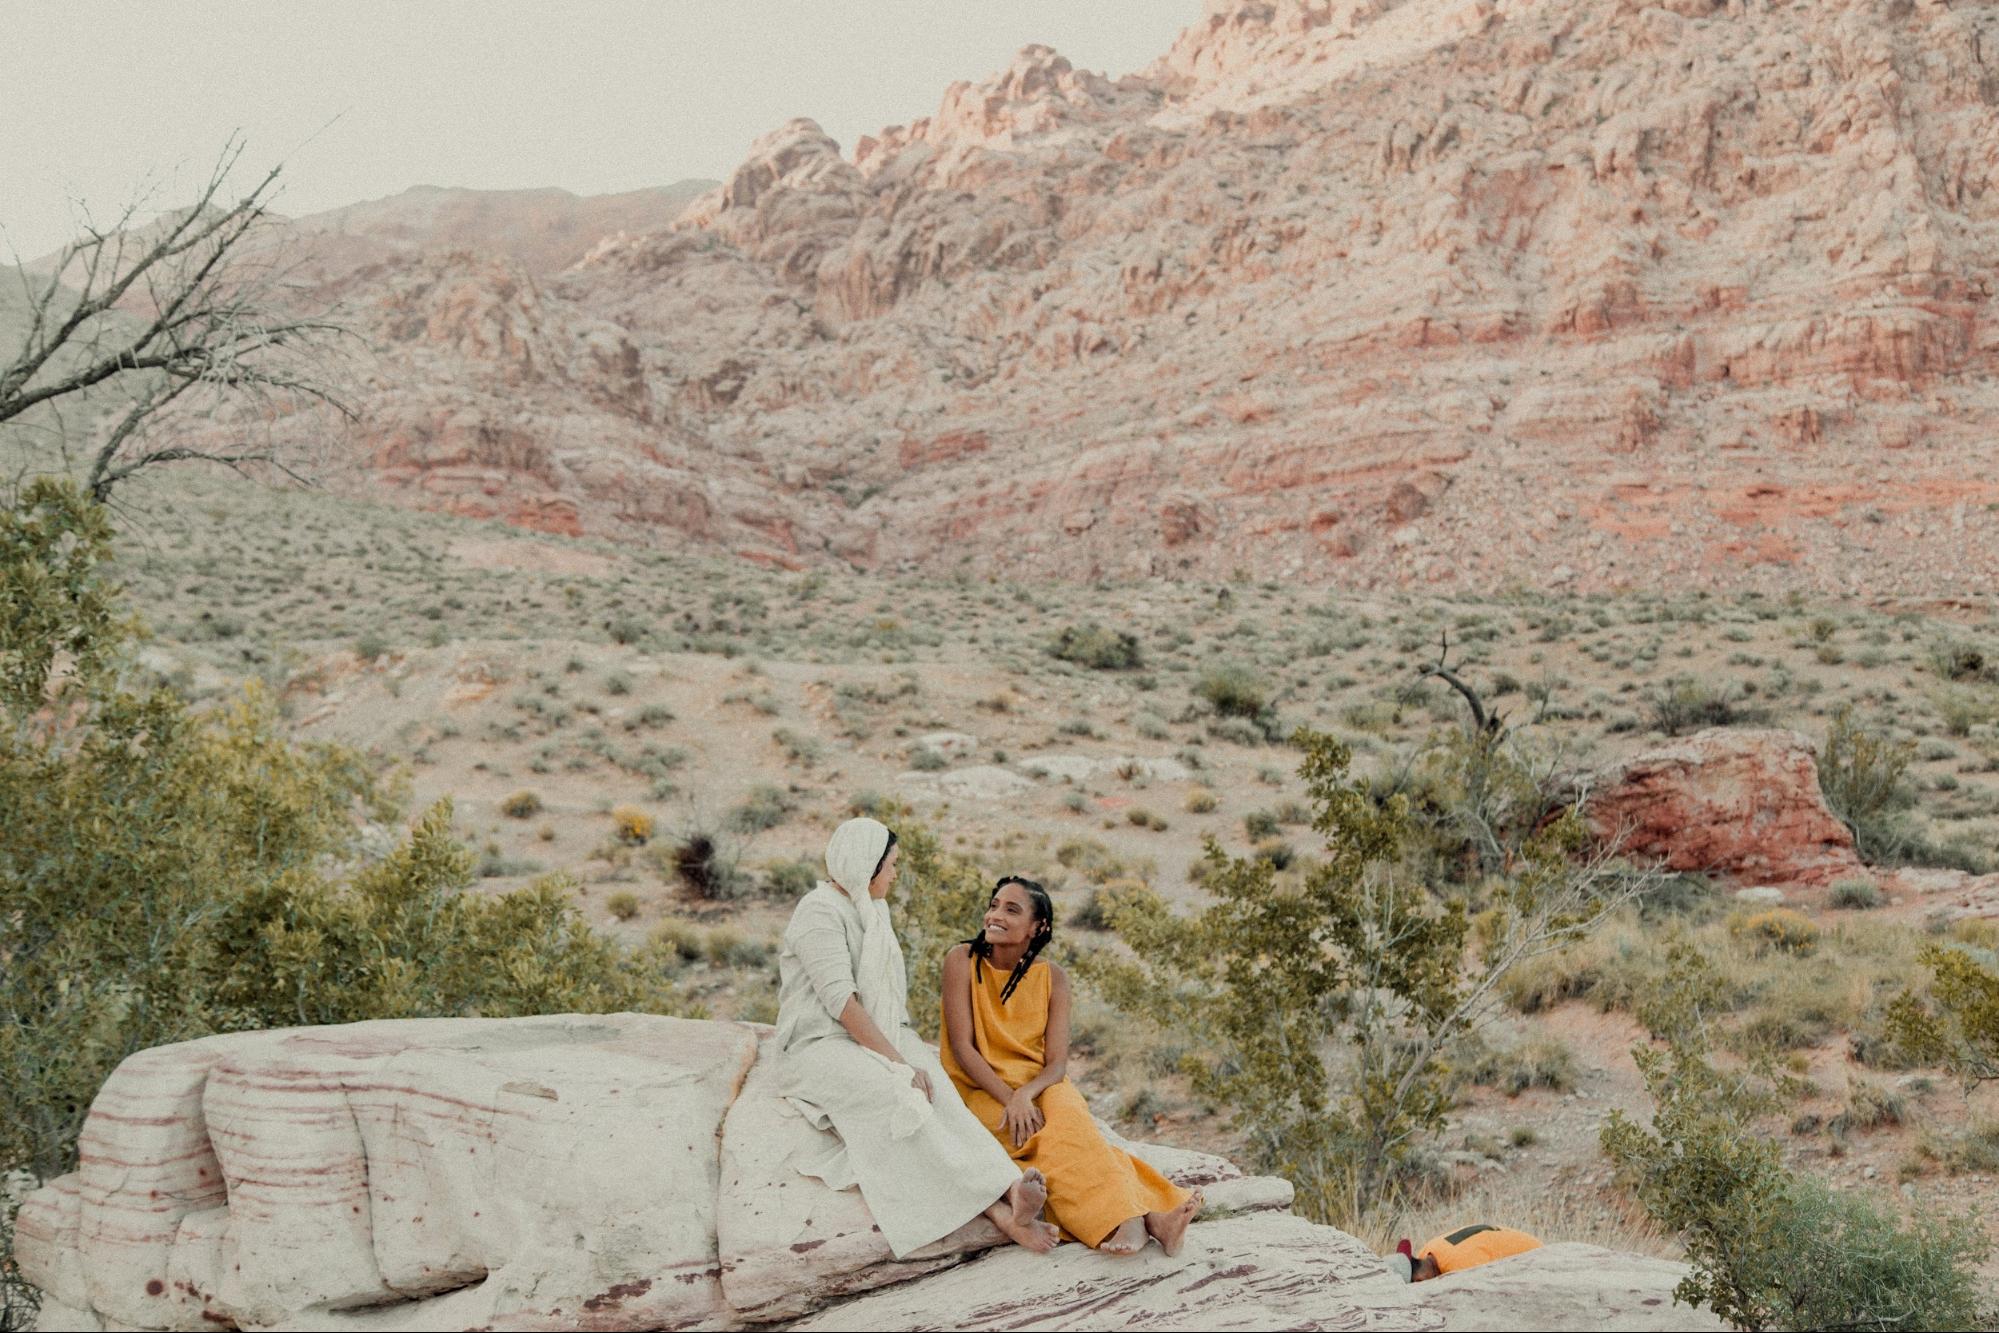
[234, 0, 1999, 592]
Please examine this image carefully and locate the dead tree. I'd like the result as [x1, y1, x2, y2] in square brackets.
[1, 140, 352, 503]
[1420, 629, 1506, 741]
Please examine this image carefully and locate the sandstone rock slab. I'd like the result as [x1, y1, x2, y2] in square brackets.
[791, 1213, 1720, 1332]
[1585, 728, 1864, 887]
[19, 1015, 758, 1332]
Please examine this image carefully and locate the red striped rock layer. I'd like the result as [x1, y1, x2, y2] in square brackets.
[14, 1016, 1284, 1332]
[197, 0, 1999, 595]
[18, 1016, 761, 1331]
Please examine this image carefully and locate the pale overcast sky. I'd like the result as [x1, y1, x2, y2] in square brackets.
[1, 1, 1199, 260]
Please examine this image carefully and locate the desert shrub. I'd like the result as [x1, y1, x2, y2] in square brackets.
[606, 891, 642, 922]
[726, 783, 793, 834]
[1081, 727, 1644, 1229]
[1243, 808, 1280, 839]
[1830, 878, 1884, 910]
[1196, 662, 1270, 719]
[1462, 1036, 1578, 1097]
[648, 919, 705, 963]
[1604, 964, 1990, 1332]
[908, 746, 948, 771]
[1889, 943, 1999, 1087]
[500, 789, 544, 819]
[354, 630, 389, 662]
[1731, 908, 1820, 956]
[1927, 639, 1991, 683]
[1208, 715, 1267, 746]
[1917, 1121, 1999, 1175]
[1817, 707, 1917, 862]
[762, 857, 819, 898]
[1829, 1079, 1906, 1137]
[1050, 623, 1143, 671]
[611, 804, 654, 845]
[1647, 678, 1767, 736]
[667, 831, 745, 901]
[772, 726, 822, 767]
[632, 703, 675, 730]
[1931, 688, 1996, 739]
[1183, 787, 1219, 814]
[1054, 837, 1128, 884]
[702, 926, 771, 969]
[1066, 879, 1146, 933]
[1391, 726, 1565, 883]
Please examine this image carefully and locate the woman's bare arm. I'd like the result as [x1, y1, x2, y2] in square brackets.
[1016, 964, 1071, 1102]
[942, 946, 1017, 1104]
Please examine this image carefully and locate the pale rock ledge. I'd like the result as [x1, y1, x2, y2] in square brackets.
[15, 1013, 1715, 1331]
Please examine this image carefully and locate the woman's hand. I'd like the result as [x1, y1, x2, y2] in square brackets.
[908, 1066, 934, 1101]
[1003, 1088, 1044, 1148]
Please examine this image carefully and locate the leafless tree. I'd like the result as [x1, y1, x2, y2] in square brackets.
[1, 139, 352, 504]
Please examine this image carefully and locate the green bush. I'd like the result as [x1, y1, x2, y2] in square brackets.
[727, 783, 794, 834]
[1196, 663, 1270, 719]
[1818, 707, 1919, 864]
[1462, 1036, 1578, 1097]
[500, 789, 544, 819]
[1647, 678, 1767, 736]
[1605, 979, 1990, 1331]
[1829, 878, 1884, 910]
[762, 857, 819, 898]
[1050, 623, 1143, 671]
[1080, 728, 1639, 1229]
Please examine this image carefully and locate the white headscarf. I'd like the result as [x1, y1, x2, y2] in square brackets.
[786, 817, 931, 1166]
[821, 816, 912, 1039]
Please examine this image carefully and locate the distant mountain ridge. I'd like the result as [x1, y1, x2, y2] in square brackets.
[38, 0, 1999, 595]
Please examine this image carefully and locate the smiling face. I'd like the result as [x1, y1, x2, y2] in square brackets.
[981, 881, 1046, 951]
[866, 843, 900, 900]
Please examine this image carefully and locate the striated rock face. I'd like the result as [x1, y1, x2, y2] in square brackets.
[791, 1215, 1720, 1332]
[1585, 727, 1865, 886]
[14, 1015, 1708, 1332]
[223, 0, 1999, 593]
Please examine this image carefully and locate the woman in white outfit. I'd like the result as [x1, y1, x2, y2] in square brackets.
[777, 816, 1059, 1258]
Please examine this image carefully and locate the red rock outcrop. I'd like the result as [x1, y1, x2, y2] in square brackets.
[1585, 728, 1865, 887]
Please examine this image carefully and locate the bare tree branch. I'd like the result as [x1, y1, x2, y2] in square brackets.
[1, 138, 351, 503]
[1421, 628, 1506, 738]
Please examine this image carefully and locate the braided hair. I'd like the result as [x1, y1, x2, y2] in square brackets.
[964, 875, 1055, 1004]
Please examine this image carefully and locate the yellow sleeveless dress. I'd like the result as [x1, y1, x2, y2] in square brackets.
[940, 955, 1188, 1247]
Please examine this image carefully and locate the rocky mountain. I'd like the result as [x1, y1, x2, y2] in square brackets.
[224, 0, 1999, 591]
[289, 181, 716, 278]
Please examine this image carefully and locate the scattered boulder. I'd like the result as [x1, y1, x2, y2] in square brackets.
[910, 731, 979, 760]
[1584, 728, 1864, 887]
[895, 764, 1038, 801]
[17, 1014, 1709, 1331]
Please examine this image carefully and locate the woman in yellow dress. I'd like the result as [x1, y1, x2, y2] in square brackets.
[940, 876, 1204, 1256]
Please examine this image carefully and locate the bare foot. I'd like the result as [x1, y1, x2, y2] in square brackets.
[987, 1202, 1061, 1253]
[1099, 1216, 1147, 1255]
[1006, 1169, 1048, 1229]
[1144, 1189, 1204, 1259]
